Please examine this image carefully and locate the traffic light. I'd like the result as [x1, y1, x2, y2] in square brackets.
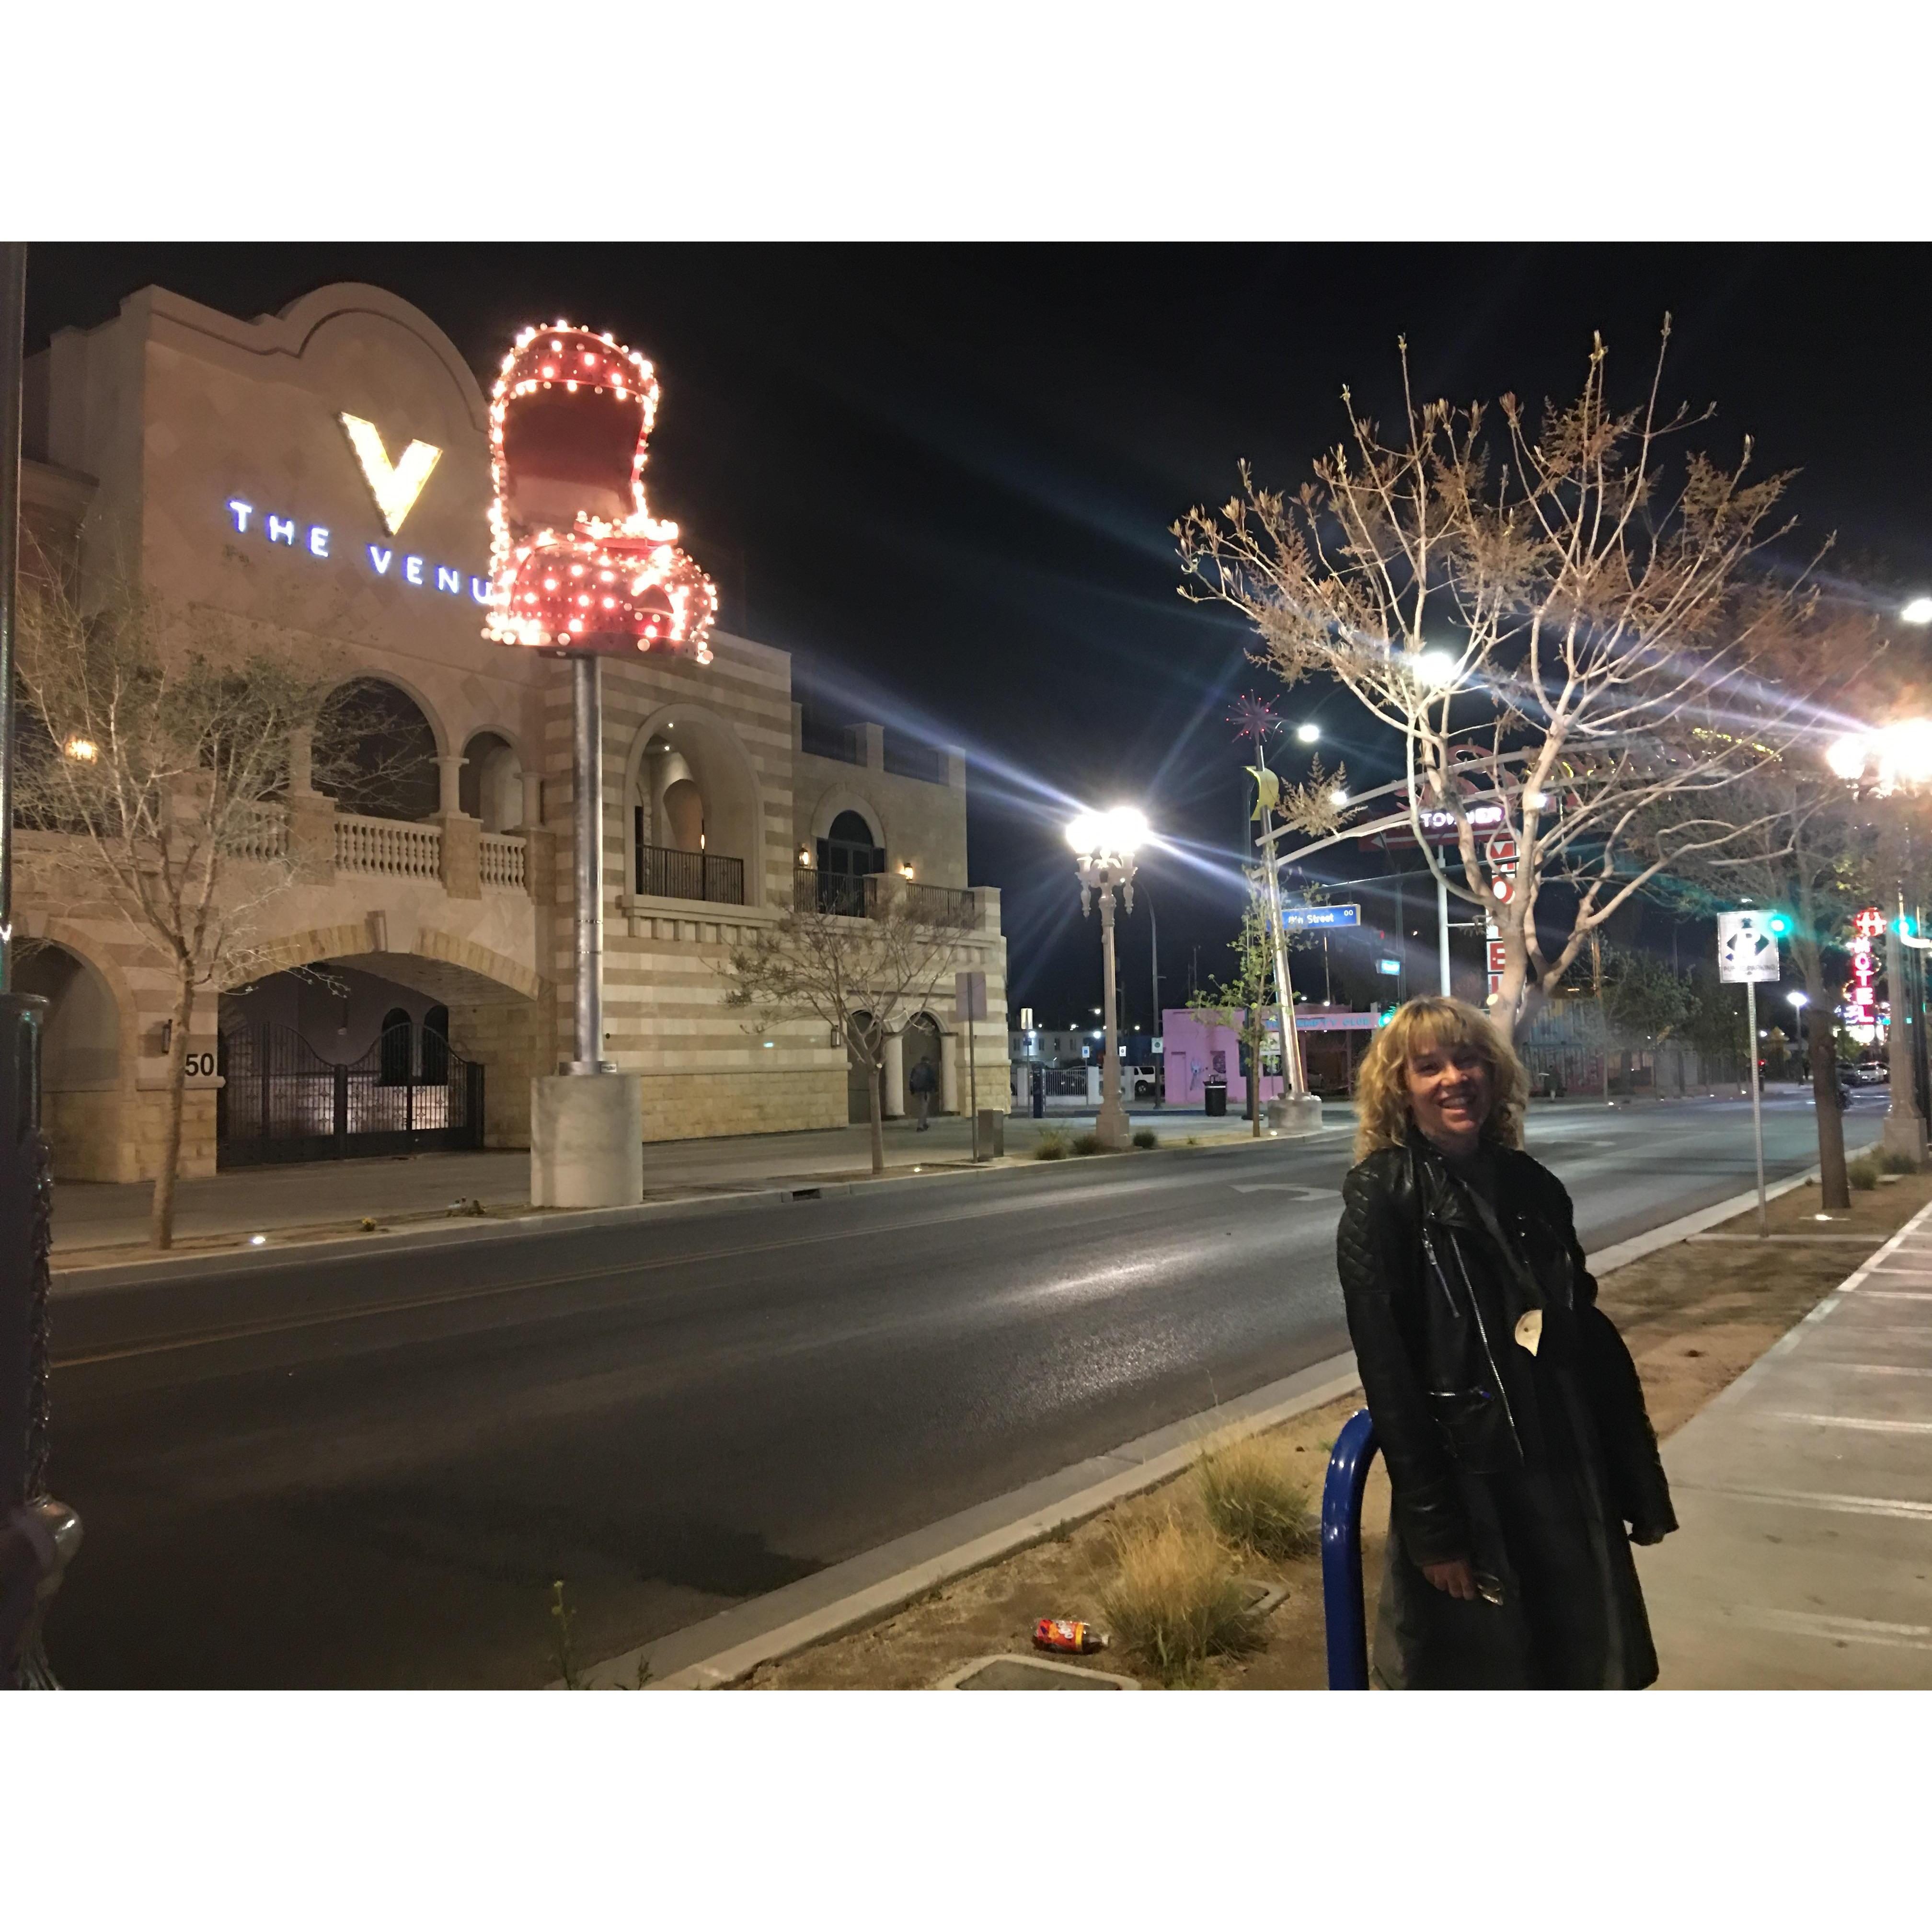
[1762, 911, 1794, 938]
[1896, 914, 1917, 939]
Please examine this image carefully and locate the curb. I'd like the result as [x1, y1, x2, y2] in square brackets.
[595, 1356, 1365, 1690]
[593, 1146, 1864, 1691]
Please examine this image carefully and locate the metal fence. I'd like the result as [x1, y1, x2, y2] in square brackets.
[217, 1021, 484, 1166]
[793, 867, 975, 926]
[636, 842, 746, 906]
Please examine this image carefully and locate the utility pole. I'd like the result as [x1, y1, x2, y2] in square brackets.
[0, 241, 82, 1685]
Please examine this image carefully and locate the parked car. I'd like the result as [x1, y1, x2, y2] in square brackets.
[1128, 1064, 1160, 1099]
[1849, 1062, 1889, 1086]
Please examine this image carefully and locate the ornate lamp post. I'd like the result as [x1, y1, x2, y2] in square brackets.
[1068, 807, 1145, 1152]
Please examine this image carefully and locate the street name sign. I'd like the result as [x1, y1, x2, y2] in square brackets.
[1282, 904, 1360, 930]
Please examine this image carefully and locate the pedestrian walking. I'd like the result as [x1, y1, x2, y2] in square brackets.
[908, 1053, 936, 1130]
[1335, 997, 1677, 1689]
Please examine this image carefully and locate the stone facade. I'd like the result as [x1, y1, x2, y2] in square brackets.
[16, 279, 1007, 1178]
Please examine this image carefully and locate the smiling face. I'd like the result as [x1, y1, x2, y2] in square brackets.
[1403, 1033, 1494, 1155]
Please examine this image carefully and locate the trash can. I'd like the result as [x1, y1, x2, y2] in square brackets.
[1204, 1081, 1228, 1118]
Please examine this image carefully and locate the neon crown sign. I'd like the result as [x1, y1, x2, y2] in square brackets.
[483, 322, 717, 661]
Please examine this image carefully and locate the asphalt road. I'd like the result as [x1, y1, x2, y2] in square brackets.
[44, 1092, 1880, 1687]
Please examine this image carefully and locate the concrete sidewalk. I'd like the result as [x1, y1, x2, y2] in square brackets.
[1635, 1197, 1932, 1687]
[48, 1106, 1336, 1261]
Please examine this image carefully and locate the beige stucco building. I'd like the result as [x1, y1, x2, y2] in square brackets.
[16, 280, 1007, 1181]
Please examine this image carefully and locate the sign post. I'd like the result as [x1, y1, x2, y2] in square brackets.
[1718, 910, 1781, 1236]
[957, 969, 987, 1160]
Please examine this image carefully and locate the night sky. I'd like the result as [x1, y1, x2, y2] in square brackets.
[23, 244, 1932, 1025]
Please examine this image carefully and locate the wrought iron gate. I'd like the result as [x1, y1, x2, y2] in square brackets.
[217, 1021, 484, 1167]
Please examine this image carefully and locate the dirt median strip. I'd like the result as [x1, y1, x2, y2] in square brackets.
[677, 1169, 1932, 1690]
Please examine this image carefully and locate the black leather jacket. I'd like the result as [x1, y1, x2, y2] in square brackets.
[1336, 1128, 1676, 1566]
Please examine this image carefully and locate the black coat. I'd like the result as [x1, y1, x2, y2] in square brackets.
[1336, 1127, 1676, 1687]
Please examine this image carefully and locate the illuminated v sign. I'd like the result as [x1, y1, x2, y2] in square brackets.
[339, 414, 442, 535]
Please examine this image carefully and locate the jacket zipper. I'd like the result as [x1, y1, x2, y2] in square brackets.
[1448, 1228, 1524, 1458]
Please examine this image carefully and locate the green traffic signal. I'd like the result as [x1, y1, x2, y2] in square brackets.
[1897, 914, 1918, 939]
[1762, 912, 1793, 937]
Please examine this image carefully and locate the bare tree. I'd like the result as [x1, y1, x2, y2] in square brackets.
[1176, 323, 1831, 1044]
[13, 573, 354, 1248]
[720, 882, 974, 1176]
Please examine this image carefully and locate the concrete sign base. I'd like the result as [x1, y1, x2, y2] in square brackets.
[531, 1072, 644, 1209]
[1265, 1093, 1326, 1137]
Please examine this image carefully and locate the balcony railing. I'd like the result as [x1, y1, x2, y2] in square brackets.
[793, 867, 975, 928]
[636, 842, 746, 906]
[337, 813, 441, 879]
[479, 832, 527, 890]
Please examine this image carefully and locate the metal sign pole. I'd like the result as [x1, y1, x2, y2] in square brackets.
[1748, 976, 1767, 1237]
[1256, 808, 1308, 1098]
[1437, 872, 1452, 997]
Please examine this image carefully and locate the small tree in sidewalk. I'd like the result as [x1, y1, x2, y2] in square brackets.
[1189, 887, 1282, 1139]
[719, 884, 973, 1176]
[12, 573, 357, 1248]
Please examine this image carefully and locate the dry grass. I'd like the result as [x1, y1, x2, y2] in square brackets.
[1071, 1130, 1103, 1156]
[1848, 1153, 1880, 1190]
[1197, 1433, 1320, 1561]
[1097, 1511, 1262, 1686]
[1034, 1129, 1070, 1161]
[1132, 1128, 1161, 1149]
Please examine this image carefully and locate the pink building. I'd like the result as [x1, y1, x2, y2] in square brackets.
[1161, 1007, 1380, 1106]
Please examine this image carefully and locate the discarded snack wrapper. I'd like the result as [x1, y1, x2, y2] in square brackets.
[1033, 1617, 1108, 1654]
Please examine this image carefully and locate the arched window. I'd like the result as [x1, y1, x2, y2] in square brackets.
[378, 1007, 413, 1085]
[318, 679, 439, 822]
[460, 731, 523, 831]
[422, 1004, 450, 1083]
[819, 810, 883, 878]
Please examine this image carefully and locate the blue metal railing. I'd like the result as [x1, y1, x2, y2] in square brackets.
[1320, 1407, 1380, 1690]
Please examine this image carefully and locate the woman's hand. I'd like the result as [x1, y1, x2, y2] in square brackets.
[1421, 1557, 1476, 1599]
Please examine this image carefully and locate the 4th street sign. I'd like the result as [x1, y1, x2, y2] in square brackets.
[1281, 904, 1360, 930]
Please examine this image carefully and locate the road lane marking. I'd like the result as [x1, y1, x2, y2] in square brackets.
[1229, 1184, 1342, 1199]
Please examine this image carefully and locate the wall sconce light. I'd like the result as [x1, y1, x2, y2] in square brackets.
[899, 862, 915, 880]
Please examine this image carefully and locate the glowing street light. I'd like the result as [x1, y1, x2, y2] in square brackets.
[1067, 806, 1147, 1151]
[1902, 596, 1932, 625]
[1412, 650, 1458, 689]
[1824, 718, 1932, 795]
[1294, 721, 1321, 743]
[62, 736, 98, 762]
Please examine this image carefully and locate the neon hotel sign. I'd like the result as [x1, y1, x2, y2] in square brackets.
[221, 413, 489, 604]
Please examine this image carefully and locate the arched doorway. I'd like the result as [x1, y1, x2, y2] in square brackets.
[318, 678, 439, 821]
[631, 712, 755, 905]
[814, 809, 884, 916]
[846, 1009, 877, 1124]
[460, 730, 523, 830]
[378, 1006, 413, 1084]
[422, 1004, 450, 1082]
[15, 940, 123, 1180]
[903, 1012, 943, 1116]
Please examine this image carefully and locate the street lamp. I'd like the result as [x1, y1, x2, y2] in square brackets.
[1067, 806, 1145, 1151]
[1901, 596, 1932, 626]
[1295, 721, 1321, 744]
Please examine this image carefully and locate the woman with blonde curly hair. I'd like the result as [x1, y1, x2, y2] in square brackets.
[1336, 997, 1675, 1688]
